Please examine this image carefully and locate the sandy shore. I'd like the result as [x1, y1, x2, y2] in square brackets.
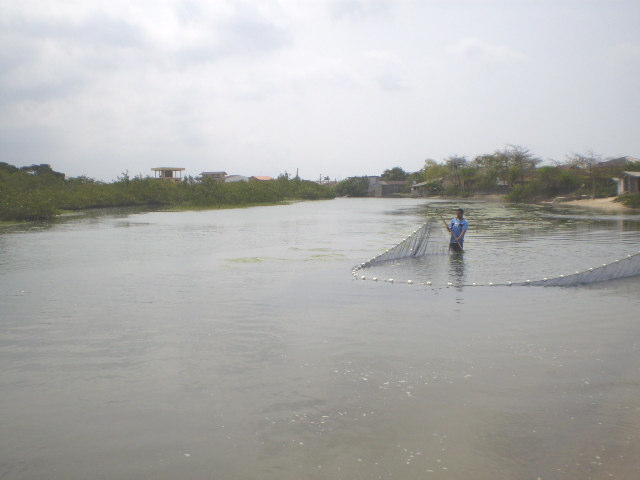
[427, 194, 637, 212]
[558, 197, 637, 212]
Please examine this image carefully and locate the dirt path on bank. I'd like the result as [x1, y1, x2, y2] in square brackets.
[558, 197, 637, 212]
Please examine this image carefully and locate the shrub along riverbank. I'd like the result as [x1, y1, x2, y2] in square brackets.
[0, 163, 335, 222]
[615, 193, 640, 208]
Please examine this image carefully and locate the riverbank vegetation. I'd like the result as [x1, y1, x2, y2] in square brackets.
[615, 193, 640, 208]
[0, 163, 335, 222]
[335, 146, 639, 203]
[4, 147, 638, 222]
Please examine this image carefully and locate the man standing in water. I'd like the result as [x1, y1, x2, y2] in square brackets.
[448, 208, 468, 253]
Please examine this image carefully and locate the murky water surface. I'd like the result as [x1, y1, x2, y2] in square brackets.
[1, 198, 639, 479]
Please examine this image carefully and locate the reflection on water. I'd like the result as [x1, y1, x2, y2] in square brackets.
[1, 198, 640, 480]
[448, 252, 466, 287]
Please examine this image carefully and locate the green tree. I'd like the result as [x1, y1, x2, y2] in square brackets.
[381, 167, 408, 181]
[335, 176, 369, 197]
[566, 151, 611, 198]
[472, 153, 507, 191]
[445, 156, 468, 188]
[502, 145, 540, 187]
[420, 159, 449, 182]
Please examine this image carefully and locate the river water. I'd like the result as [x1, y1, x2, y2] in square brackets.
[1, 198, 639, 480]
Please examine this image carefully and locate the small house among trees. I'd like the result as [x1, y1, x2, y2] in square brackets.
[614, 171, 640, 195]
[201, 171, 227, 182]
[152, 167, 185, 181]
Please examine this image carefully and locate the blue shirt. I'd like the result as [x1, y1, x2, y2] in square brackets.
[450, 217, 469, 244]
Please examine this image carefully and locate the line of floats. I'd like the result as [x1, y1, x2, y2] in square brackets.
[352, 252, 640, 288]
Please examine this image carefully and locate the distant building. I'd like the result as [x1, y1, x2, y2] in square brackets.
[613, 171, 640, 195]
[152, 167, 185, 181]
[201, 171, 227, 182]
[249, 176, 274, 181]
[225, 175, 249, 183]
[374, 180, 410, 198]
[411, 181, 429, 196]
[366, 176, 381, 195]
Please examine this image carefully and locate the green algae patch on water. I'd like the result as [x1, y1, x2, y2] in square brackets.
[307, 253, 348, 261]
[162, 201, 294, 213]
[227, 257, 267, 264]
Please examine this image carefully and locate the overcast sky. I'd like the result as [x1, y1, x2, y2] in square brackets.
[1, 0, 639, 181]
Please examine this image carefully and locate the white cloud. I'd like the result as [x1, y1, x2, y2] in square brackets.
[601, 42, 640, 73]
[448, 37, 525, 65]
[328, 0, 392, 21]
[171, 3, 292, 66]
[364, 50, 410, 92]
[0, 1, 638, 180]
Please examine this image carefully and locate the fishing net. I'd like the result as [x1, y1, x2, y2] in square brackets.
[517, 252, 640, 287]
[353, 218, 448, 276]
[353, 217, 640, 287]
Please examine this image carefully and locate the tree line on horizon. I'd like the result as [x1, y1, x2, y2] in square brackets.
[336, 145, 640, 205]
[2, 147, 639, 222]
[0, 163, 335, 222]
